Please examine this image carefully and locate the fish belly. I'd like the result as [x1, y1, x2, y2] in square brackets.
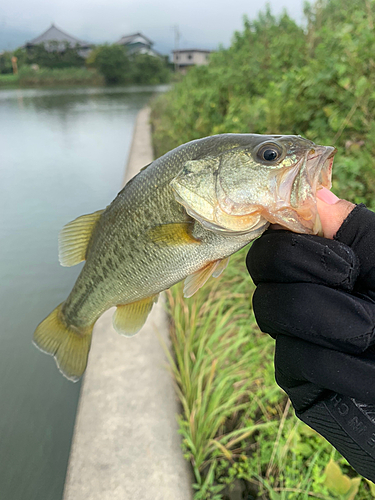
[61, 221, 253, 328]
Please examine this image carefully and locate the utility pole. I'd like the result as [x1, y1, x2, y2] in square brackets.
[174, 25, 180, 73]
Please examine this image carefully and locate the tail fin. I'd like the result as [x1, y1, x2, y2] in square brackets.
[33, 304, 94, 382]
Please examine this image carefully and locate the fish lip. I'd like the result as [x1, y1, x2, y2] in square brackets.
[311, 145, 337, 234]
[288, 145, 336, 235]
[309, 145, 337, 191]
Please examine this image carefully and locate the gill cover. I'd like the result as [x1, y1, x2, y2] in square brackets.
[170, 157, 268, 235]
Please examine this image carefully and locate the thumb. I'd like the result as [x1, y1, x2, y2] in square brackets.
[316, 187, 355, 239]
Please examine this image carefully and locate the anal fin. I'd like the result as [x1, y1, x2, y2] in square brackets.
[113, 295, 159, 337]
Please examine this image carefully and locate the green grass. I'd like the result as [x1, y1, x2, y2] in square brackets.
[18, 67, 104, 86]
[165, 248, 373, 500]
[0, 67, 104, 87]
[0, 73, 19, 87]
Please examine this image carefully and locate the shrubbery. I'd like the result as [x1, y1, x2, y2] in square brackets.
[130, 53, 171, 85]
[167, 249, 374, 499]
[86, 44, 130, 84]
[17, 67, 103, 86]
[87, 44, 171, 85]
[0, 51, 13, 74]
[152, 0, 375, 498]
[2, 42, 171, 87]
[151, 0, 375, 208]
[14, 42, 85, 69]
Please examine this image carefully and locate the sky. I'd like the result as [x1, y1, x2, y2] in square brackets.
[0, 0, 305, 54]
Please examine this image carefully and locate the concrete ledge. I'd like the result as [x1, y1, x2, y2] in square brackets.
[63, 107, 193, 500]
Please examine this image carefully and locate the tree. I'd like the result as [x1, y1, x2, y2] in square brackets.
[130, 53, 171, 84]
[0, 52, 13, 74]
[21, 43, 85, 69]
[87, 44, 130, 84]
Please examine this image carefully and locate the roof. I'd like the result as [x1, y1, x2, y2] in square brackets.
[26, 24, 91, 47]
[173, 49, 212, 54]
[116, 32, 153, 46]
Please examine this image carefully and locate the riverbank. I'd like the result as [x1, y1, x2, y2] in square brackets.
[0, 67, 104, 88]
[62, 107, 193, 500]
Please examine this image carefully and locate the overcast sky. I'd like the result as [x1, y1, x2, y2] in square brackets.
[0, 0, 306, 54]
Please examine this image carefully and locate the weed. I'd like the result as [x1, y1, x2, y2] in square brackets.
[166, 249, 373, 499]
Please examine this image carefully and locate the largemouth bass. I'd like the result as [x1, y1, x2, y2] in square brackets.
[33, 134, 335, 381]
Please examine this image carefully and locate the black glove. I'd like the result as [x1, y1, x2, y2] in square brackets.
[246, 204, 375, 481]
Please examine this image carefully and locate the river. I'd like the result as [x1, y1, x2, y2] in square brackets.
[0, 85, 167, 500]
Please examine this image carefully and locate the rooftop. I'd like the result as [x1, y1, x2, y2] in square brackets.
[26, 24, 91, 48]
[172, 49, 212, 53]
[116, 32, 153, 46]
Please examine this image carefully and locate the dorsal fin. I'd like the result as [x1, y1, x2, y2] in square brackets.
[139, 162, 152, 172]
[58, 210, 104, 267]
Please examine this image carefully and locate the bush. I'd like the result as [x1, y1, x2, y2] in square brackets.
[152, 0, 375, 497]
[17, 66, 103, 86]
[129, 53, 170, 84]
[15, 43, 85, 69]
[87, 44, 130, 84]
[151, 0, 375, 209]
[167, 249, 373, 499]
[0, 51, 13, 74]
[88, 45, 172, 85]
[0, 73, 19, 86]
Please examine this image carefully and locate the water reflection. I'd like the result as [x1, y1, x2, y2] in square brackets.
[0, 85, 164, 500]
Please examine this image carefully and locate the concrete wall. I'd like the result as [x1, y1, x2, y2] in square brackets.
[63, 107, 193, 500]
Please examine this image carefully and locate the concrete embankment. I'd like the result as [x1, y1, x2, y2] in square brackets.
[63, 107, 193, 500]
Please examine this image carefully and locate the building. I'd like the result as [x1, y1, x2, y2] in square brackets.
[115, 33, 160, 57]
[24, 24, 93, 58]
[172, 49, 211, 73]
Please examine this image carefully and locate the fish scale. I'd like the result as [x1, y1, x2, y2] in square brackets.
[33, 133, 336, 381]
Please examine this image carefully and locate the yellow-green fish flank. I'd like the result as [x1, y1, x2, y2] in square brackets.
[33, 133, 336, 381]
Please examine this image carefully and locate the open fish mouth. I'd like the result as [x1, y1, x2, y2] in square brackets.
[317, 147, 336, 191]
[264, 144, 337, 236]
[292, 145, 337, 235]
[309, 145, 336, 192]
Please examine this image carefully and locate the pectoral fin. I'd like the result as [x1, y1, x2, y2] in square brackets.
[212, 257, 230, 278]
[113, 295, 159, 337]
[184, 260, 222, 298]
[148, 222, 200, 246]
[59, 210, 104, 267]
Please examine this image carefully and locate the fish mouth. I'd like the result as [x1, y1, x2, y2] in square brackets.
[313, 146, 336, 191]
[294, 145, 337, 235]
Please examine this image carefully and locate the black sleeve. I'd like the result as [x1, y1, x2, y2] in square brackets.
[248, 229, 375, 356]
[246, 204, 375, 481]
[335, 204, 375, 299]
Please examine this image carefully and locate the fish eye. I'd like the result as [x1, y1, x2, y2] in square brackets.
[257, 143, 283, 163]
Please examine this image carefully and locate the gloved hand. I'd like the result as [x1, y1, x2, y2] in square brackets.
[246, 203, 375, 481]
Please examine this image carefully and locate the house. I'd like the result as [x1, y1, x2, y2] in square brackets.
[172, 49, 211, 73]
[24, 24, 93, 58]
[115, 33, 160, 57]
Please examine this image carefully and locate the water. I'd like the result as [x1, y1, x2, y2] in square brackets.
[0, 85, 167, 500]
